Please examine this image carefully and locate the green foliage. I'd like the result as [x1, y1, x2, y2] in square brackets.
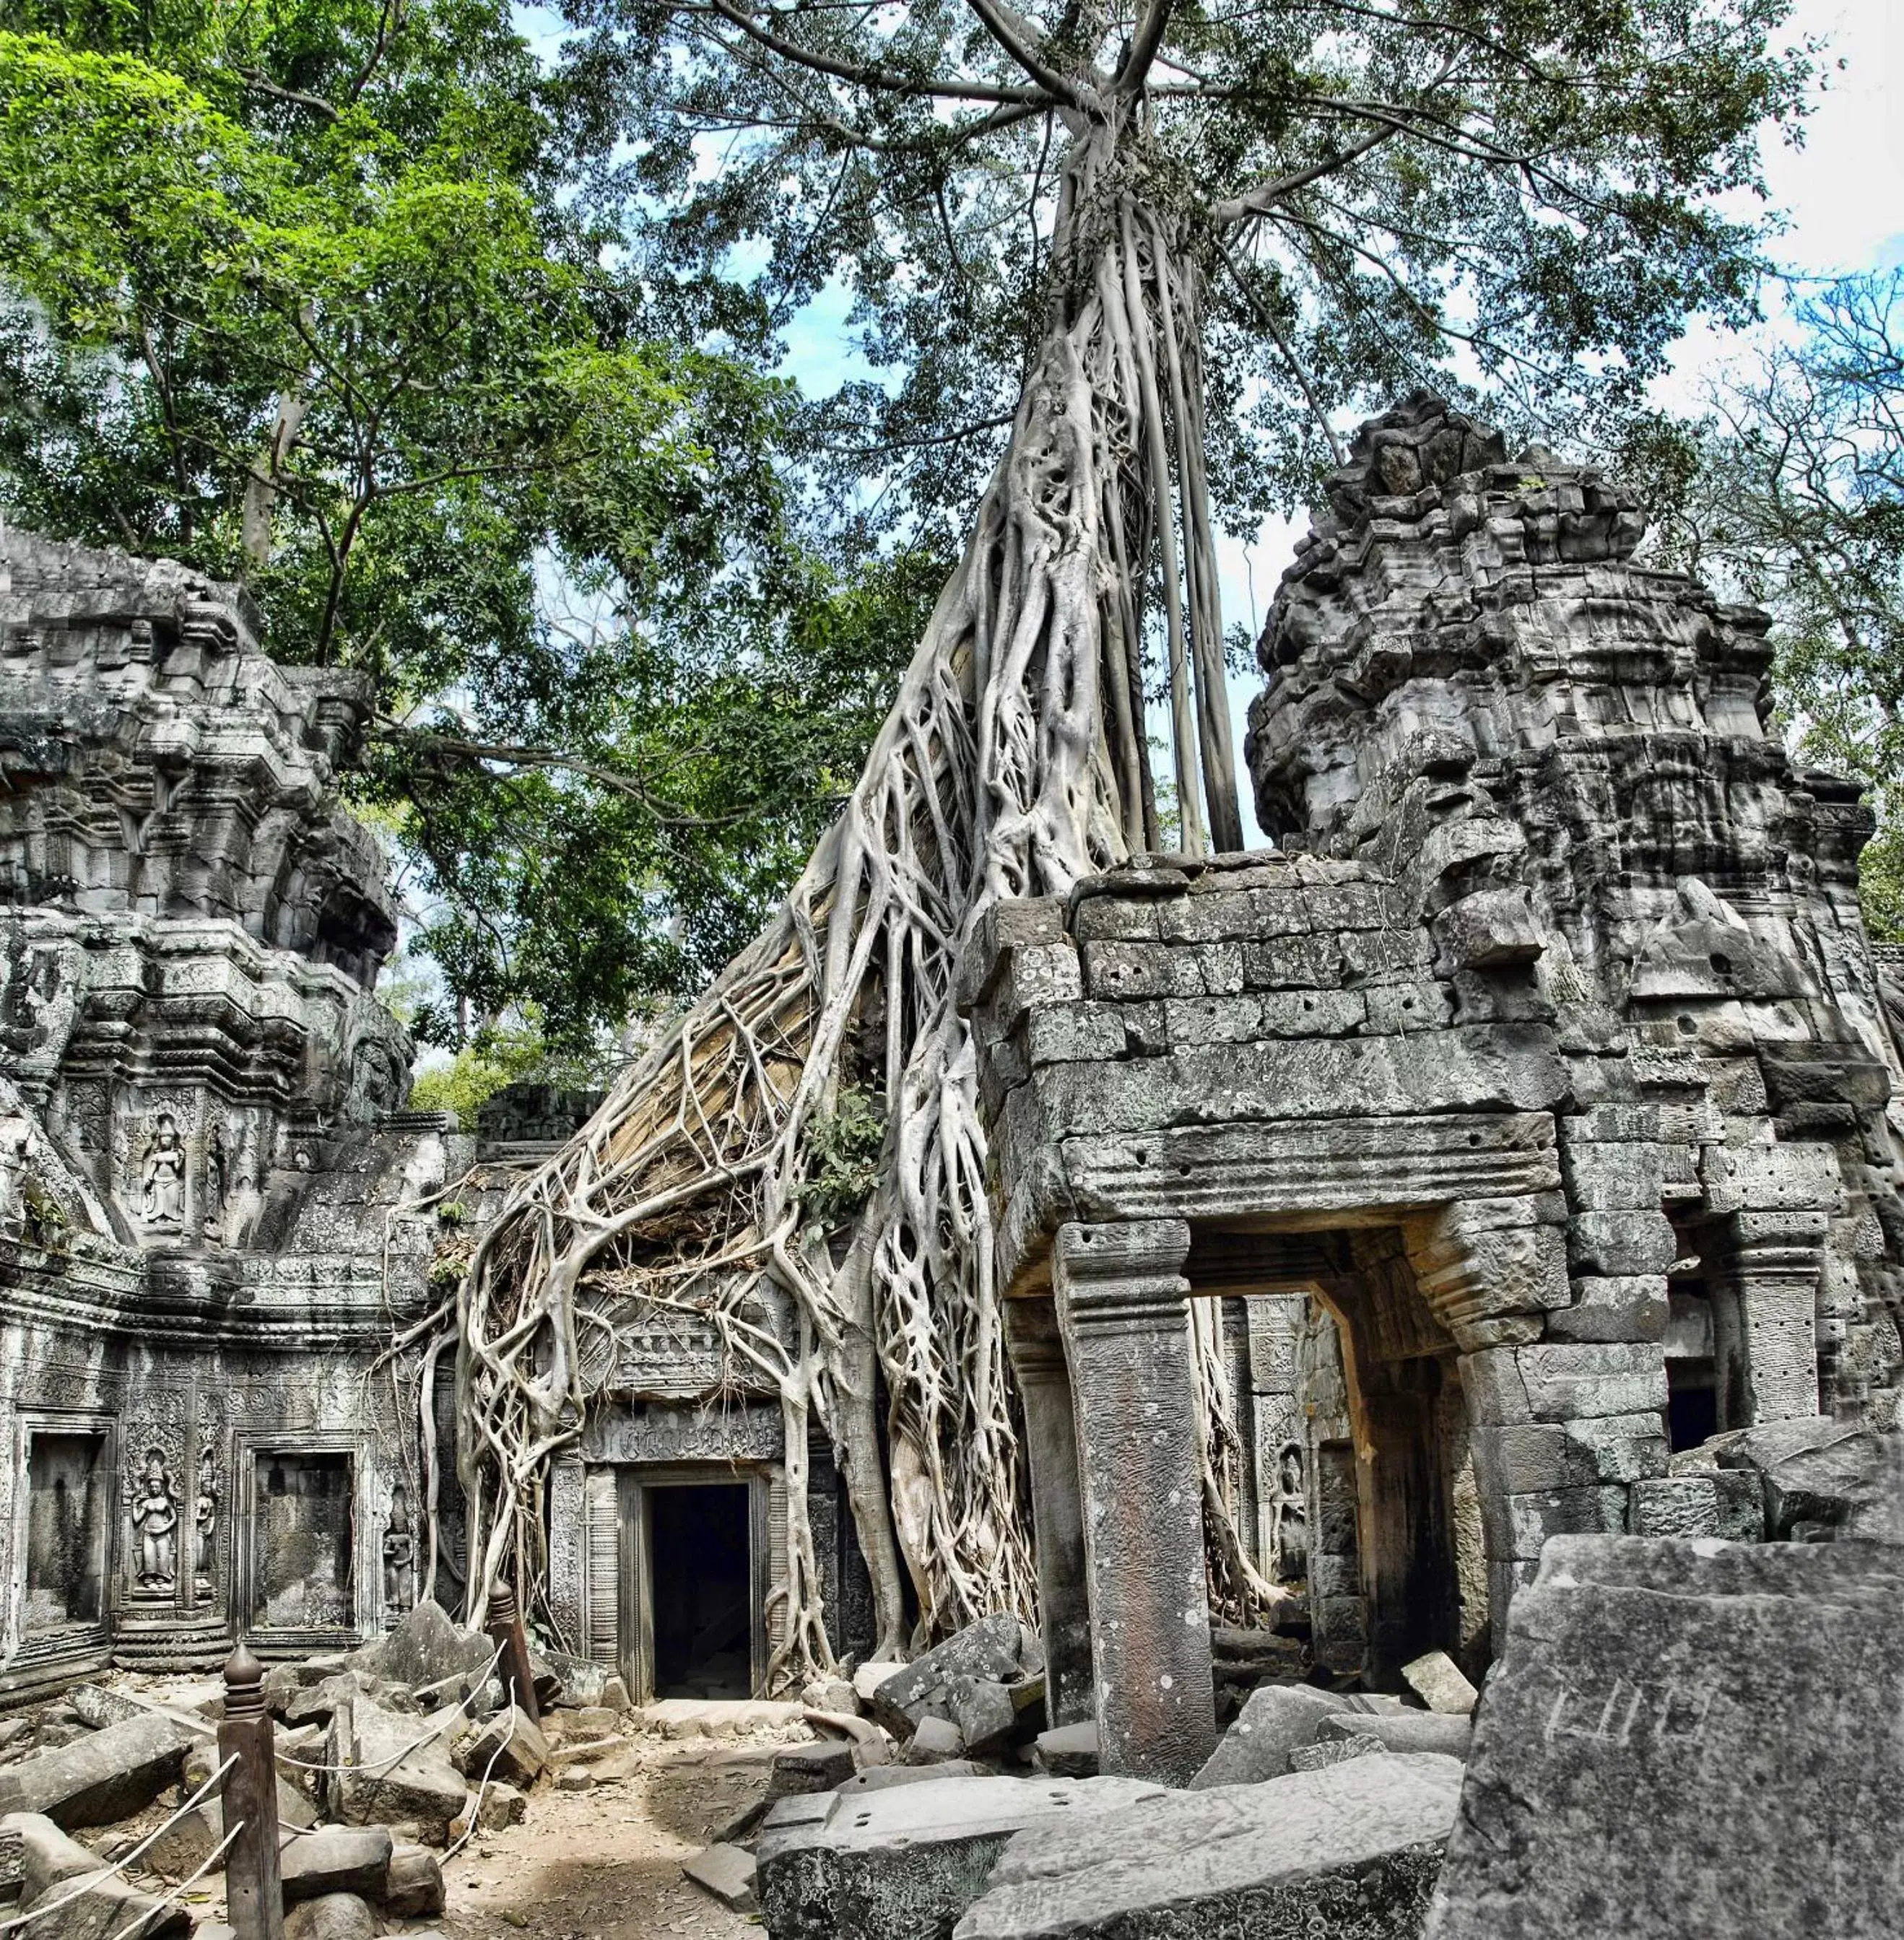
[562, 0, 1815, 546]
[1636, 273, 1904, 939]
[0, 0, 935, 1051]
[795, 1085, 889, 1236]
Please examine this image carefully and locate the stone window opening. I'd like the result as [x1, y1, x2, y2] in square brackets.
[1664, 1208, 1721, 1453]
[22, 1427, 110, 1633]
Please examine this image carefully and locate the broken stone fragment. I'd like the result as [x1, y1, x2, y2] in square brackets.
[801, 1678, 859, 1716]
[1318, 1712, 1472, 1759]
[835, 1762, 986, 1795]
[329, 1697, 468, 1843]
[852, 1662, 909, 1706]
[1031, 1722, 1096, 1780]
[351, 1601, 495, 1698]
[279, 1824, 394, 1905]
[1188, 1684, 1349, 1788]
[903, 1715, 965, 1764]
[1400, 1651, 1479, 1716]
[755, 1773, 1166, 1940]
[947, 1681, 1017, 1761]
[4, 1811, 191, 1940]
[452, 1706, 548, 1789]
[448, 1780, 525, 1841]
[866, 1616, 1023, 1738]
[284, 1889, 379, 1940]
[954, 1754, 1462, 1940]
[767, 1740, 856, 1800]
[1287, 1734, 1387, 1771]
[383, 1841, 445, 1915]
[64, 1689, 142, 1733]
[1427, 1534, 1904, 1939]
[0, 1713, 192, 1829]
[683, 1841, 758, 1913]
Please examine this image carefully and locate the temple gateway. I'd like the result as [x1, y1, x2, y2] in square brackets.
[2, 399, 1899, 1784]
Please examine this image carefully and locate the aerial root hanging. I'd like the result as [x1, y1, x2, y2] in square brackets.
[426, 143, 1281, 1683]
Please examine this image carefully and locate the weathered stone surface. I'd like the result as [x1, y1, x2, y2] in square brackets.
[1188, 1684, 1349, 1788]
[1287, 1735, 1387, 1771]
[452, 1707, 547, 1789]
[955, 1755, 1462, 1940]
[280, 1826, 394, 1905]
[330, 1699, 466, 1842]
[904, 1717, 966, 1764]
[768, 1741, 857, 1798]
[0, 1714, 191, 1829]
[1031, 1723, 1097, 1780]
[947, 1681, 1017, 1760]
[837, 1763, 987, 1795]
[756, 1775, 1165, 1940]
[284, 1892, 379, 1940]
[867, 1618, 1024, 1737]
[1318, 1713, 1472, 1759]
[1401, 1653, 1478, 1716]
[383, 1842, 445, 1915]
[1427, 1536, 1904, 1939]
[684, 1843, 758, 1913]
[5, 1812, 191, 1940]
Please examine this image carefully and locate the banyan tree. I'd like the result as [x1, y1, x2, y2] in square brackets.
[417, 0, 1810, 1676]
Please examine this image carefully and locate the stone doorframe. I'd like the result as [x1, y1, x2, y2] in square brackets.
[996, 1109, 1669, 1785]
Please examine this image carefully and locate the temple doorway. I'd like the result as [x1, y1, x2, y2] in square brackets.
[648, 1482, 752, 1699]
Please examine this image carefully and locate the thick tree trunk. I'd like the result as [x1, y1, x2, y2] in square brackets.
[432, 124, 1274, 1674]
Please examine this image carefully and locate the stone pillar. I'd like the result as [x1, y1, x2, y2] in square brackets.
[1001, 1295, 1092, 1728]
[1712, 1209, 1827, 1426]
[1053, 1218, 1217, 1785]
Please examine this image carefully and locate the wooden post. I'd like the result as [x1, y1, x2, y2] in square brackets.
[486, 1586, 542, 1726]
[218, 1643, 283, 1940]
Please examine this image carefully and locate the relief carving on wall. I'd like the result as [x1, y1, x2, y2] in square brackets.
[126, 1446, 181, 1594]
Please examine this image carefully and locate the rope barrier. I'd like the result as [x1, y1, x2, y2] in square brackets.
[100, 1820, 245, 1940]
[272, 1641, 507, 1778]
[440, 1697, 519, 1863]
[0, 1754, 238, 1936]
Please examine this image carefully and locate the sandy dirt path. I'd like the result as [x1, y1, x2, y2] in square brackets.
[438, 1741, 773, 1940]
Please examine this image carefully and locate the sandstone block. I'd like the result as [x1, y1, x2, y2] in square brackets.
[1545, 1274, 1669, 1344]
[452, 1706, 547, 1788]
[1319, 1713, 1472, 1758]
[866, 1617, 1023, 1737]
[0, 1713, 191, 1829]
[768, 1741, 857, 1799]
[1287, 1735, 1386, 1771]
[1567, 1210, 1676, 1277]
[4, 1811, 191, 1940]
[684, 1842, 757, 1913]
[756, 1774, 1164, 1940]
[280, 1826, 393, 1905]
[957, 1756, 1461, 1940]
[284, 1892, 378, 1940]
[1031, 1723, 1097, 1779]
[1427, 1536, 1904, 1939]
[383, 1842, 444, 1915]
[1401, 1650, 1479, 1715]
[1188, 1684, 1348, 1788]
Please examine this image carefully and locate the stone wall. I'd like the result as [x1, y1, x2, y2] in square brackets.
[965, 395, 1904, 1782]
[0, 529, 466, 1693]
[0, 529, 871, 1700]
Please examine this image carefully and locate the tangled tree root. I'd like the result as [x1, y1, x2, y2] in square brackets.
[424, 125, 1281, 1684]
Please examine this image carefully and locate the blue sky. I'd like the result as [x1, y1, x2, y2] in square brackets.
[518, 0, 1902, 845]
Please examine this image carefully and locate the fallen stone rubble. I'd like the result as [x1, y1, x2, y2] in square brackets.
[661, 1615, 1486, 1940]
[0, 1601, 807, 1940]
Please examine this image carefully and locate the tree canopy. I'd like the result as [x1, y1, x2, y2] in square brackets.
[1639, 270, 1904, 939]
[564, 0, 1814, 548]
[0, 0, 941, 1057]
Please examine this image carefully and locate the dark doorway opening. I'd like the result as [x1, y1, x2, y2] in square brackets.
[25, 1431, 108, 1630]
[650, 1483, 752, 1698]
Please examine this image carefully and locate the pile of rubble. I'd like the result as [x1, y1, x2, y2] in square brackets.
[0, 1602, 801, 1940]
[702, 1516, 1904, 1940]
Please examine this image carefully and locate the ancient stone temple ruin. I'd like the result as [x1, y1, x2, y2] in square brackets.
[968, 396, 1904, 1781]
[0, 530, 461, 1695]
[2, 394, 1900, 1788]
